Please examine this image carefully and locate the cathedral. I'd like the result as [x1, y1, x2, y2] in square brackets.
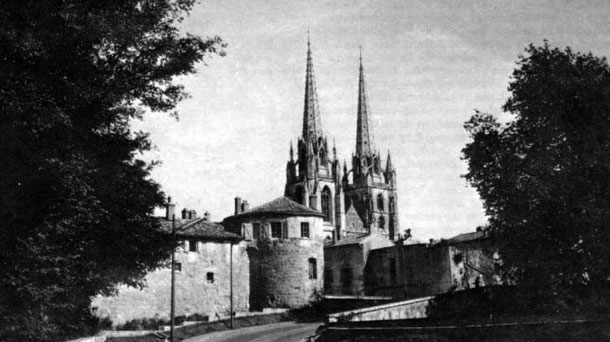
[92, 38, 494, 326]
[284, 38, 400, 241]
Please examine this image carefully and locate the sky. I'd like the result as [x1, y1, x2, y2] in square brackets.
[132, 0, 610, 241]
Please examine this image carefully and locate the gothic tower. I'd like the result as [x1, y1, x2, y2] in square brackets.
[343, 53, 399, 240]
[285, 37, 345, 239]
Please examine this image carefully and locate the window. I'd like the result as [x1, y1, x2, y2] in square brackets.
[189, 240, 198, 252]
[378, 215, 385, 230]
[321, 186, 331, 222]
[324, 269, 333, 290]
[173, 262, 182, 272]
[341, 268, 352, 290]
[206, 272, 214, 284]
[271, 222, 282, 238]
[377, 194, 384, 212]
[301, 222, 310, 238]
[253, 223, 261, 240]
[309, 258, 317, 279]
[389, 258, 397, 284]
[389, 197, 396, 213]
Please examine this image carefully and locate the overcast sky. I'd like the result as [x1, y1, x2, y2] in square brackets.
[132, 0, 610, 240]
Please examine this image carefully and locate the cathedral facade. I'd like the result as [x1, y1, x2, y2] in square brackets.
[284, 39, 400, 242]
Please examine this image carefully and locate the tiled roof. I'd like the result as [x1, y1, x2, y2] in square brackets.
[445, 230, 486, 243]
[235, 197, 324, 218]
[329, 234, 370, 247]
[159, 217, 241, 242]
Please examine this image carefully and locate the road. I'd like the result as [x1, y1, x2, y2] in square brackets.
[183, 321, 321, 342]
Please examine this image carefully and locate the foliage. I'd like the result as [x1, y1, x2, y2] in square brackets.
[0, 1, 224, 340]
[463, 42, 610, 304]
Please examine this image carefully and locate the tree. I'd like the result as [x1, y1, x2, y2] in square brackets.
[0, 1, 224, 340]
[463, 42, 610, 307]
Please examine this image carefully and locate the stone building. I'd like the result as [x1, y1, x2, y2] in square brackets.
[342, 53, 399, 241]
[93, 202, 249, 326]
[223, 196, 325, 309]
[363, 230, 497, 300]
[324, 234, 393, 296]
[224, 38, 403, 301]
[283, 38, 345, 240]
[283, 39, 400, 242]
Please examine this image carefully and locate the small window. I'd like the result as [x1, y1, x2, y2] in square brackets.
[378, 215, 385, 230]
[253, 223, 261, 240]
[321, 187, 331, 222]
[309, 258, 317, 279]
[189, 240, 198, 252]
[174, 262, 182, 272]
[301, 222, 310, 238]
[271, 222, 282, 238]
[377, 194, 384, 212]
[206, 272, 214, 284]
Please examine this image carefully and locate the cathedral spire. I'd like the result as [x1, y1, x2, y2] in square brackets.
[356, 48, 373, 156]
[302, 33, 323, 142]
[289, 141, 294, 162]
[386, 150, 393, 171]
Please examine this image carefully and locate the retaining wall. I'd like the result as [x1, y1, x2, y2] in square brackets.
[326, 296, 433, 323]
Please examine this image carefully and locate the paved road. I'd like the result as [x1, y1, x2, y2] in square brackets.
[183, 322, 321, 342]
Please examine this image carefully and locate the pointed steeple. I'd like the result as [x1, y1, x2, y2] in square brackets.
[302, 33, 323, 142]
[333, 138, 337, 160]
[356, 48, 373, 156]
[386, 150, 393, 171]
[289, 141, 294, 162]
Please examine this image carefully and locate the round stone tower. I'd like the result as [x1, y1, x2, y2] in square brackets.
[223, 196, 326, 309]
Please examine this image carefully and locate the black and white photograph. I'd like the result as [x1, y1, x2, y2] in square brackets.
[2, 1, 610, 341]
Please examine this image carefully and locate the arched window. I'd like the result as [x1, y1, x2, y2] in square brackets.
[378, 215, 385, 230]
[377, 194, 384, 212]
[319, 148, 326, 163]
[295, 186, 304, 205]
[389, 197, 395, 213]
[321, 186, 332, 222]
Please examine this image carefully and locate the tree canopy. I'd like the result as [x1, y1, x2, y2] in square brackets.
[463, 42, 610, 306]
[0, 1, 223, 340]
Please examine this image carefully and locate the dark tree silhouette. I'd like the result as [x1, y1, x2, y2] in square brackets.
[0, 1, 224, 340]
[463, 42, 610, 307]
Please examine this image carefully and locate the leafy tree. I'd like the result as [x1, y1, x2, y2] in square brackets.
[463, 42, 610, 307]
[0, 1, 223, 340]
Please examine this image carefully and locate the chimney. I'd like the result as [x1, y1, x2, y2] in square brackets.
[204, 211, 211, 221]
[166, 196, 176, 220]
[241, 200, 250, 213]
[234, 197, 242, 215]
[181, 208, 188, 220]
[189, 210, 197, 219]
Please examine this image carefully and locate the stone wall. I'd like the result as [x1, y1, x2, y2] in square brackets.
[325, 234, 393, 296]
[247, 238, 324, 310]
[92, 241, 249, 326]
[326, 296, 433, 323]
[324, 244, 365, 295]
[365, 243, 452, 299]
[364, 239, 496, 300]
